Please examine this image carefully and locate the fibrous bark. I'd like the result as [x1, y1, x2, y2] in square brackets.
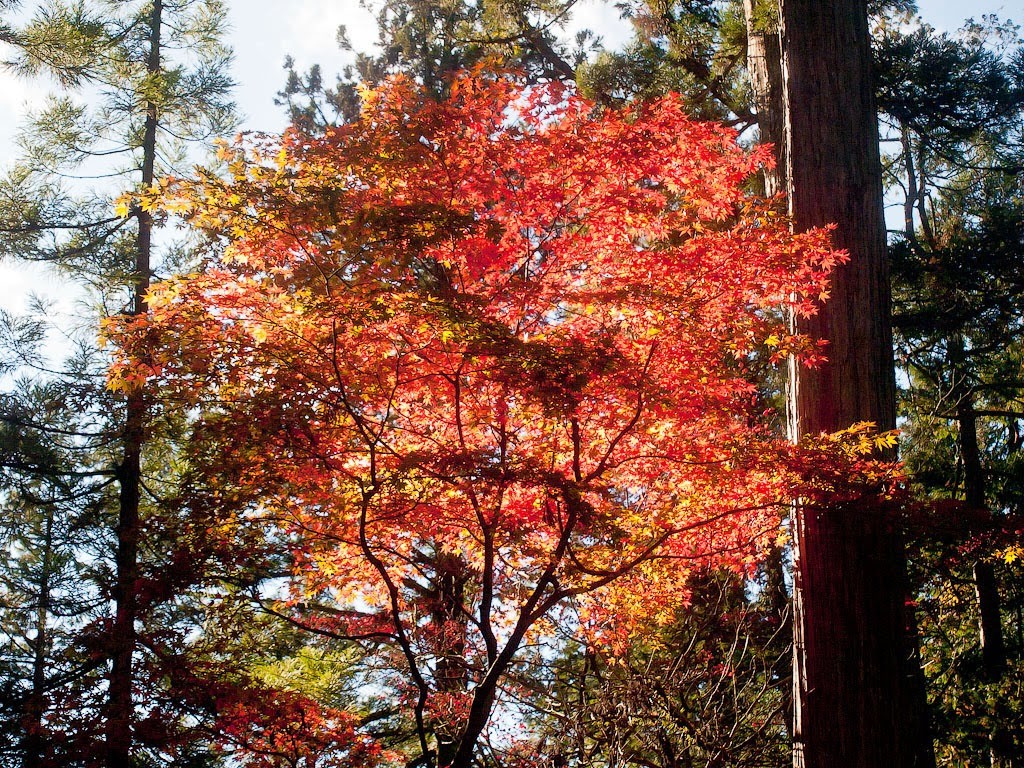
[779, 1, 935, 766]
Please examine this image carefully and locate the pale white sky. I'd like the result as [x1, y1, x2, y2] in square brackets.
[226, 0, 634, 133]
[223, 0, 1017, 132]
[3, 0, 1014, 143]
[0, 0, 1017, 316]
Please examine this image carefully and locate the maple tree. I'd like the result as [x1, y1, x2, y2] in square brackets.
[109, 71, 852, 767]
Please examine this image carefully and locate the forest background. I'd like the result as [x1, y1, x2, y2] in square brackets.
[0, 0, 1022, 767]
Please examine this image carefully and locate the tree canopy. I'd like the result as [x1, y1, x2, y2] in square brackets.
[105, 71, 859, 766]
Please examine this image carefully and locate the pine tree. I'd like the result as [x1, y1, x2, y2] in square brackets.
[275, 0, 593, 132]
[878, 17, 1024, 763]
[0, 1, 234, 763]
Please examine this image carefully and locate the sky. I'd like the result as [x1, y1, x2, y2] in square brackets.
[3, 0, 1016, 143]
[224, 0, 1018, 134]
[0, 0, 1019, 316]
[224, 0, 634, 133]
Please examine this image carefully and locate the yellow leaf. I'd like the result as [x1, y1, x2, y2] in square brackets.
[1000, 545, 1023, 565]
[874, 432, 899, 449]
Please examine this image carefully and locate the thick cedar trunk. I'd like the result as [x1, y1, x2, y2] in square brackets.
[106, 2, 160, 764]
[779, 1, 934, 766]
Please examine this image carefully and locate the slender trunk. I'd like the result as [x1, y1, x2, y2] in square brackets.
[949, 338, 1009, 767]
[106, 2, 161, 765]
[914, 142, 936, 249]
[950, 360, 1007, 679]
[962, 427, 1006, 679]
[742, 3, 793, 737]
[431, 553, 469, 768]
[975, 557, 1009, 768]
[742, 0, 786, 197]
[107, 409, 143, 766]
[779, 1, 934, 766]
[900, 122, 920, 242]
[445, 557, 535, 768]
[21, 507, 54, 768]
[949, 337, 1006, 678]
[447, 490, 584, 768]
[448, 649, 506, 768]
[762, 544, 793, 735]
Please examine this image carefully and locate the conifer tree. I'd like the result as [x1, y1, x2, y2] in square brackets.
[275, 0, 593, 131]
[0, 1, 234, 763]
[878, 18, 1024, 764]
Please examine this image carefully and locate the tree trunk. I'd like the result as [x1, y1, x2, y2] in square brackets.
[762, 543, 793, 735]
[431, 553, 470, 768]
[974, 559, 1006, 678]
[21, 506, 54, 768]
[743, 0, 787, 197]
[960, 401, 1007, 679]
[951, 349, 1007, 680]
[950, 338, 1009, 767]
[742, 1, 791, 735]
[778, 1, 934, 766]
[106, 2, 161, 765]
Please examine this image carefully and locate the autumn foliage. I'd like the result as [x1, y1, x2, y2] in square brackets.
[109, 72, 848, 766]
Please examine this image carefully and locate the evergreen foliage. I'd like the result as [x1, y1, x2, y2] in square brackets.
[0, 1, 237, 763]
